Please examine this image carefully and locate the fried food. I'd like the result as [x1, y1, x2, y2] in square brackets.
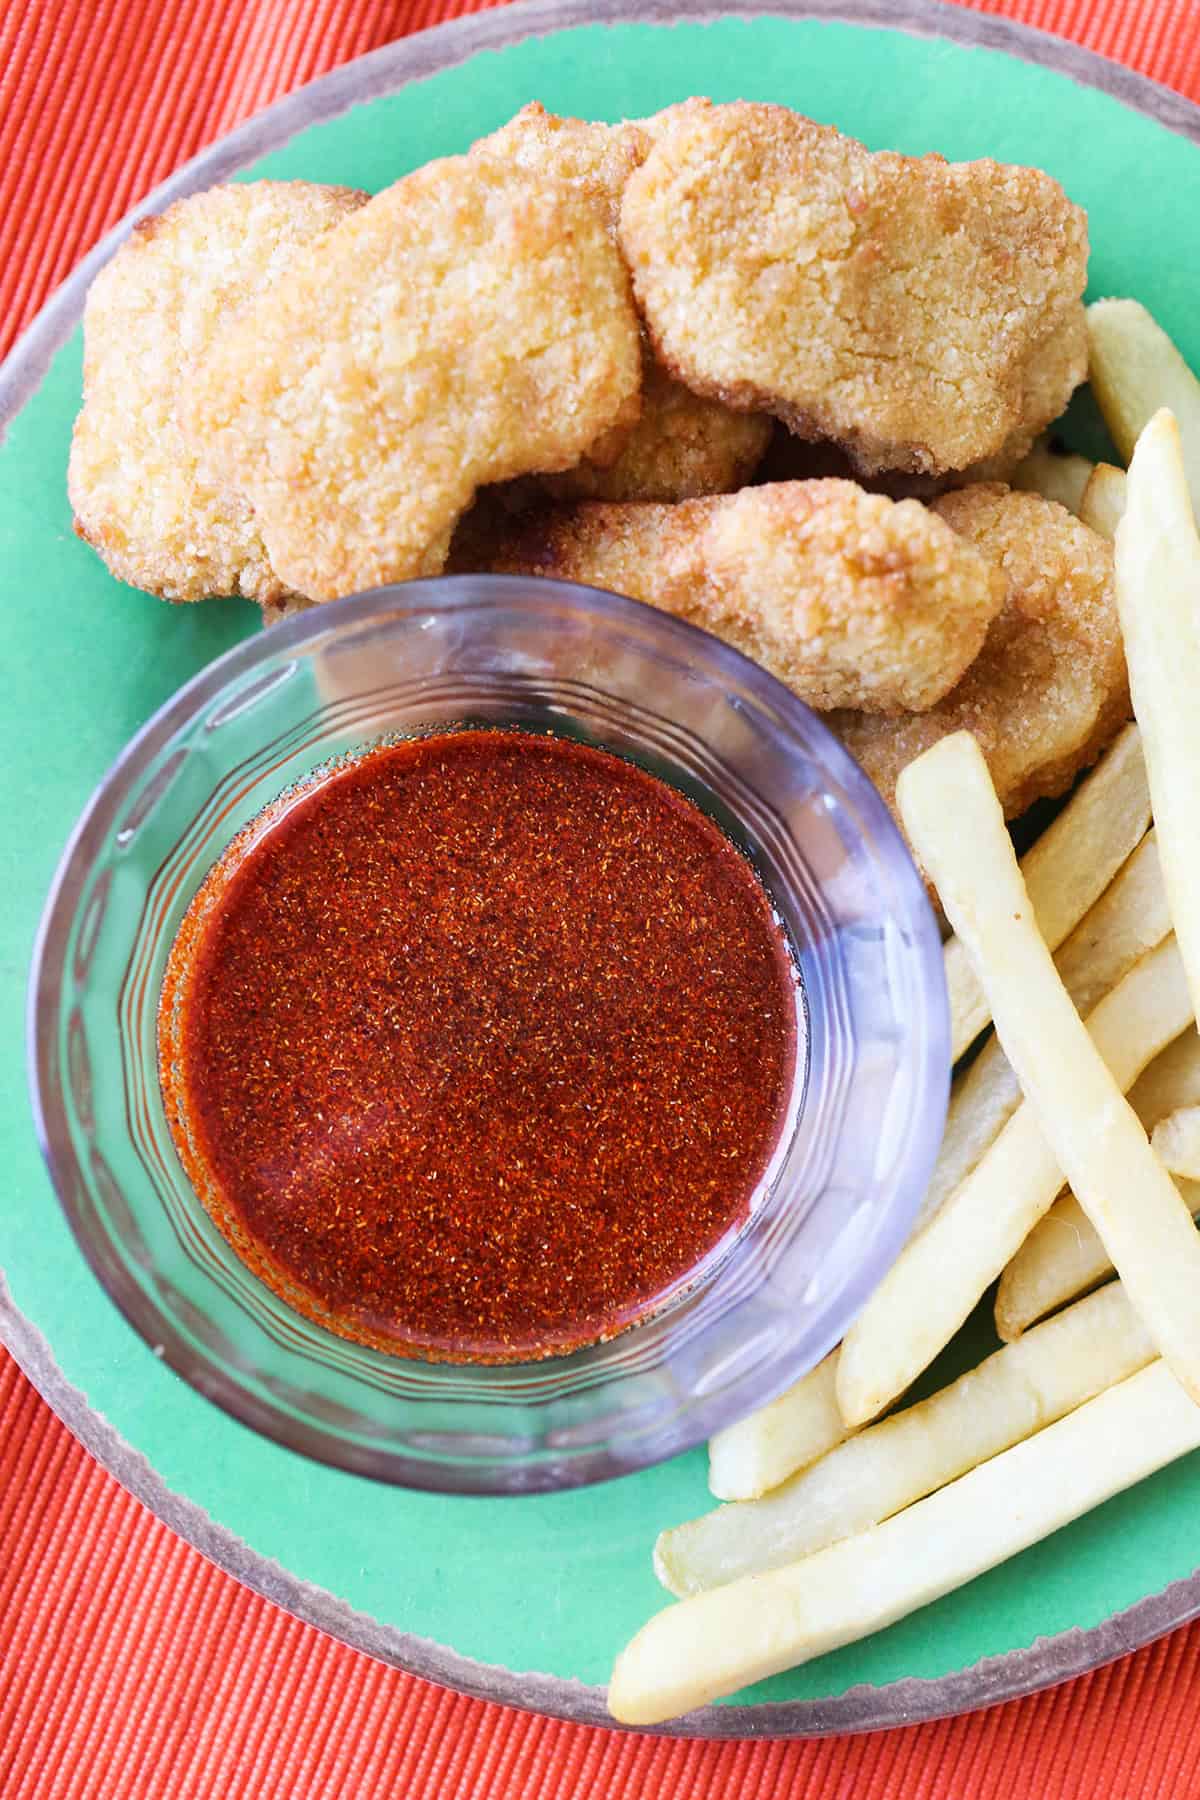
[832, 486, 1129, 822]
[836, 908, 1190, 1430]
[610, 1361, 1200, 1725]
[537, 356, 772, 502]
[473, 103, 771, 501]
[898, 732, 1200, 1408]
[1080, 463, 1127, 541]
[458, 478, 1006, 712]
[930, 826, 1166, 1225]
[68, 182, 367, 603]
[471, 101, 650, 227]
[1088, 299, 1200, 514]
[942, 723, 1150, 1061]
[1151, 1105, 1200, 1180]
[183, 154, 643, 602]
[1008, 434, 1094, 513]
[1114, 409, 1200, 1024]
[659, 1282, 1155, 1595]
[619, 102, 1088, 477]
[968, 313, 1091, 482]
[707, 1351, 849, 1504]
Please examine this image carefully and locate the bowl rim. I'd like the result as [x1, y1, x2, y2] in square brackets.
[27, 573, 947, 1494]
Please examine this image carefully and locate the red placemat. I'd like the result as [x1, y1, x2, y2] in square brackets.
[4, 3, 1200, 1794]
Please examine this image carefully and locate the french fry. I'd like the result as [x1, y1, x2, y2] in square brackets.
[918, 830, 1167, 1230]
[995, 1178, 1200, 1341]
[1078, 462, 1126, 542]
[996, 1031, 1200, 1339]
[897, 732, 1200, 1406]
[610, 1361, 1200, 1724]
[1010, 437, 1094, 514]
[659, 1283, 1153, 1598]
[944, 723, 1150, 1060]
[1152, 1107, 1200, 1180]
[1129, 1026, 1200, 1128]
[838, 931, 1191, 1426]
[1087, 300, 1200, 511]
[1115, 408, 1200, 1025]
[707, 1351, 849, 1502]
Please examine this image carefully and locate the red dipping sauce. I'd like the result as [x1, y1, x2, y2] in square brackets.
[159, 730, 800, 1362]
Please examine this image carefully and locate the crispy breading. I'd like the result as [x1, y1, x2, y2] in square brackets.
[183, 154, 643, 602]
[68, 182, 367, 603]
[537, 357, 771, 502]
[451, 478, 1006, 713]
[619, 102, 1089, 477]
[966, 313, 1090, 480]
[473, 103, 771, 501]
[471, 101, 651, 228]
[756, 312, 1086, 500]
[831, 486, 1129, 822]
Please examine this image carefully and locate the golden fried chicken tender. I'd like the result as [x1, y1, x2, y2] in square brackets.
[183, 154, 642, 602]
[68, 182, 367, 603]
[474, 103, 771, 502]
[831, 486, 1129, 821]
[619, 102, 1088, 478]
[453, 479, 1006, 713]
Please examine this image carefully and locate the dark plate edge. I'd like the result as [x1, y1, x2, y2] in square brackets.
[4, 0, 1200, 1738]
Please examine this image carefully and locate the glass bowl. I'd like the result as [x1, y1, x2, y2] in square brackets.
[28, 576, 948, 1494]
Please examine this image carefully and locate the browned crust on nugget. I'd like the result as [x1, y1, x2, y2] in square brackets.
[538, 355, 772, 502]
[472, 103, 772, 502]
[69, 182, 367, 602]
[470, 102, 651, 226]
[830, 486, 1129, 826]
[183, 154, 643, 602]
[451, 478, 1006, 713]
[619, 101, 1089, 477]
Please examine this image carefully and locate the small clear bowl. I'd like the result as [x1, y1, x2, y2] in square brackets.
[28, 577, 948, 1494]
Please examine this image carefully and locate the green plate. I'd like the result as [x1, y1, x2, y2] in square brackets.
[4, 0, 1200, 1737]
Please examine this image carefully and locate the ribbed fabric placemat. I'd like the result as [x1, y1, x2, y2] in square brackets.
[5, 2, 1200, 1794]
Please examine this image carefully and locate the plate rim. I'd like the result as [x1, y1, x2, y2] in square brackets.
[4, 0, 1200, 1739]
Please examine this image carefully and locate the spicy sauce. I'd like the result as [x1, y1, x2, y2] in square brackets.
[160, 731, 799, 1362]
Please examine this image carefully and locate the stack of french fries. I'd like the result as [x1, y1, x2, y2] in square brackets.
[609, 303, 1200, 1727]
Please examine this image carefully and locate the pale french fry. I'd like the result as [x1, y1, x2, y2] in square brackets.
[918, 830, 1167, 1230]
[708, 1351, 849, 1502]
[1129, 1027, 1200, 1127]
[995, 1030, 1200, 1338]
[898, 732, 1200, 1405]
[944, 724, 1150, 1060]
[1078, 462, 1126, 542]
[996, 1180, 1200, 1340]
[1116, 409, 1200, 1026]
[1010, 437, 1094, 514]
[659, 1283, 1153, 1598]
[1087, 300, 1200, 510]
[610, 1361, 1200, 1725]
[1152, 1107, 1200, 1180]
[838, 931, 1191, 1425]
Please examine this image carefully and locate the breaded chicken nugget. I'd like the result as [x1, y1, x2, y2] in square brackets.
[831, 486, 1129, 820]
[967, 313, 1090, 481]
[619, 102, 1088, 478]
[453, 479, 1006, 713]
[184, 154, 642, 602]
[474, 103, 771, 501]
[68, 182, 367, 602]
[473, 101, 651, 228]
[538, 358, 771, 502]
